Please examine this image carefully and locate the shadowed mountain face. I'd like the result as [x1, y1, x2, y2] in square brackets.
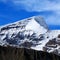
[0, 16, 60, 58]
[0, 46, 60, 60]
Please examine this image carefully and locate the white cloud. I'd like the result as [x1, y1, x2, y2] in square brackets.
[45, 14, 60, 25]
[12, 0, 60, 12]
[0, 0, 60, 25]
[12, 0, 60, 25]
[1, 0, 60, 12]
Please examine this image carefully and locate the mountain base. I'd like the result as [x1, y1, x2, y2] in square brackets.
[0, 46, 60, 60]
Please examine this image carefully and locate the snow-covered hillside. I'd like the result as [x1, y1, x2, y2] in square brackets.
[31, 30, 60, 53]
[0, 16, 60, 56]
[0, 16, 48, 46]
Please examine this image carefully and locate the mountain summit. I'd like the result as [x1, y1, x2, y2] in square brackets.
[25, 16, 48, 35]
[0, 16, 60, 56]
[0, 16, 48, 46]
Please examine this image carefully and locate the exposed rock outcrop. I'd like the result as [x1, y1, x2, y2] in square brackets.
[0, 46, 60, 60]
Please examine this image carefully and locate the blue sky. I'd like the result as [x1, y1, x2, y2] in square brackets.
[0, 0, 60, 29]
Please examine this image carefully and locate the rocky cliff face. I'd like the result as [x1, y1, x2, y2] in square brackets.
[0, 16, 60, 59]
[0, 46, 60, 60]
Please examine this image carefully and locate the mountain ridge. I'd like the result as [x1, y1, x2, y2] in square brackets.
[0, 16, 60, 56]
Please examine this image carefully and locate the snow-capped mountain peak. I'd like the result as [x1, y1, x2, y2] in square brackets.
[0, 16, 48, 46]
[25, 16, 48, 36]
[0, 16, 60, 56]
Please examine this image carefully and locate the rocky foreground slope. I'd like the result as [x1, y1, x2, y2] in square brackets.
[0, 16, 60, 60]
[0, 46, 60, 60]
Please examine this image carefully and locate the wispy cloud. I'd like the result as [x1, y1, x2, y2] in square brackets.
[0, 0, 60, 25]
[11, 0, 60, 12]
[45, 13, 60, 25]
[1, 0, 60, 12]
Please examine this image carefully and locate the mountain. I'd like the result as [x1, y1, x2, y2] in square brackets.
[0, 16, 48, 46]
[0, 16, 60, 57]
[0, 46, 60, 60]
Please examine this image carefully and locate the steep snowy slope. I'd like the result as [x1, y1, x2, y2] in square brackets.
[25, 17, 47, 36]
[31, 30, 60, 49]
[31, 30, 60, 56]
[0, 16, 48, 47]
[0, 16, 60, 56]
